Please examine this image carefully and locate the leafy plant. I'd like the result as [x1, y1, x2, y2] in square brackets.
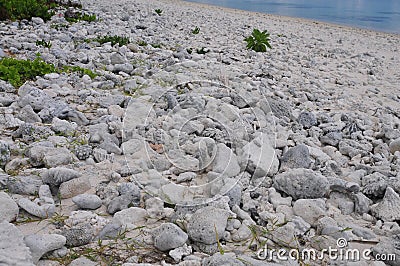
[0, 0, 55, 21]
[155, 9, 162, 16]
[62, 65, 97, 79]
[244, 29, 272, 52]
[65, 11, 96, 23]
[196, 47, 209, 54]
[137, 40, 148, 47]
[0, 56, 97, 88]
[91, 35, 130, 47]
[150, 43, 161, 48]
[192, 26, 200, 34]
[0, 56, 56, 87]
[36, 39, 52, 48]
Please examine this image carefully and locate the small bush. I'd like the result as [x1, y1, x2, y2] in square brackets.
[192, 26, 200, 34]
[137, 40, 148, 47]
[0, 56, 97, 87]
[62, 65, 97, 79]
[92, 35, 130, 47]
[36, 39, 52, 48]
[65, 11, 96, 23]
[0, 0, 55, 21]
[155, 9, 162, 16]
[0, 57, 56, 87]
[244, 29, 272, 52]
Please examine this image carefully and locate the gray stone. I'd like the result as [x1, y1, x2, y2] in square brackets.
[153, 223, 188, 251]
[18, 197, 55, 218]
[361, 172, 388, 198]
[42, 167, 80, 187]
[241, 133, 279, 178]
[95, 223, 122, 240]
[298, 111, 317, 129]
[212, 143, 240, 178]
[268, 187, 292, 208]
[187, 206, 231, 245]
[280, 144, 311, 170]
[24, 234, 66, 263]
[273, 168, 329, 200]
[6, 175, 43, 195]
[371, 187, 400, 222]
[338, 139, 373, 157]
[202, 253, 244, 266]
[31, 17, 44, 24]
[389, 138, 400, 154]
[51, 117, 77, 136]
[62, 224, 94, 247]
[351, 226, 376, 240]
[0, 192, 19, 222]
[320, 131, 342, 147]
[59, 177, 91, 199]
[18, 87, 51, 111]
[268, 98, 293, 119]
[110, 52, 126, 64]
[371, 235, 400, 266]
[68, 256, 97, 266]
[0, 140, 10, 167]
[0, 221, 34, 266]
[17, 105, 42, 123]
[169, 244, 192, 263]
[293, 199, 327, 226]
[72, 194, 102, 210]
[112, 207, 148, 229]
[43, 147, 74, 168]
[352, 192, 373, 214]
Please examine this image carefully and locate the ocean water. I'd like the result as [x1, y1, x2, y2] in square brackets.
[184, 0, 400, 34]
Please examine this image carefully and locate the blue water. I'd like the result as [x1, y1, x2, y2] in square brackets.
[184, 0, 400, 34]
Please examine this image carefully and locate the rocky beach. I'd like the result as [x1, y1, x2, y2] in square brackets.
[0, 0, 400, 265]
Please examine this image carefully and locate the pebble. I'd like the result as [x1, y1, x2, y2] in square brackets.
[72, 194, 102, 209]
[24, 234, 66, 263]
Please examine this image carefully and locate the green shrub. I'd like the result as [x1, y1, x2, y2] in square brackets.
[65, 11, 96, 23]
[62, 65, 97, 79]
[0, 57, 56, 87]
[155, 9, 162, 16]
[0, 0, 55, 21]
[36, 39, 52, 48]
[0, 56, 97, 87]
[244, 29, 272, 52]
[196, 47, 209, 54]
[91, 35, 130, 47]
[192, 26, 200, 34]
[137, 40, 148, 47]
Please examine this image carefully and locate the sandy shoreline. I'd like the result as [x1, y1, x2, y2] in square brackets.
[178, 0, 400, 37]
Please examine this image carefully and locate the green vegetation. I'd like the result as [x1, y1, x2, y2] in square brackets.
[65, 12, 96, 23]
[62, 65, 97, 79]
[196, 47, 209, 54]
[36, 39, 52, 48]
[154, 9, 162, 16]
[0, 57, 56, 87]
[137, 40, 148, 47]
[90, 35, 130, 47]
[192, 26, 200, 34]
[0, 0, 55, 21]
[244, 29, 272, 52]
[150, 43, 161, 48]
[0, 56, 97, 88]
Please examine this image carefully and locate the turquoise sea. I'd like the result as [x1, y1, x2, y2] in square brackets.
[185, 0, 400, 34]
